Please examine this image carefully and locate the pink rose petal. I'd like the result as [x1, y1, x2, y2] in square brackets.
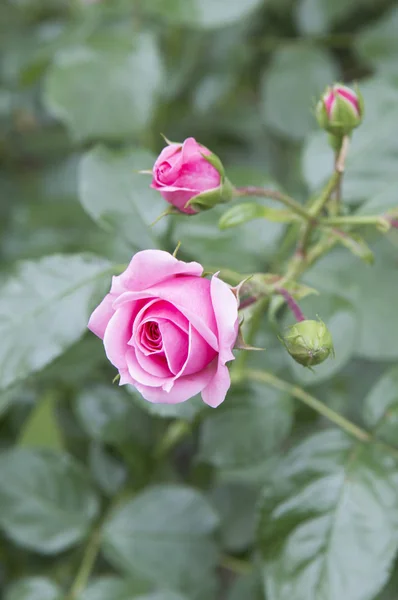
[110, 250, 203, 295]
[88, 293, 116, 339]
[201, 362, 231, 408]
[134, 359, 217, 404]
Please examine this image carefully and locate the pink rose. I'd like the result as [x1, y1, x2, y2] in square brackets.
[151, 137, 221, 214]
[88, 250, 239, 407]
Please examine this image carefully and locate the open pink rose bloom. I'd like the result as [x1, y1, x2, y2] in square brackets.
[151, 137, 221, 214]
[88, 250, 239, 406]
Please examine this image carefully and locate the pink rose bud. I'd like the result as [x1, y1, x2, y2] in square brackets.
[88, 250, 239, 407]
[316, 83, 363, 137]
[151, 137, 234, 214]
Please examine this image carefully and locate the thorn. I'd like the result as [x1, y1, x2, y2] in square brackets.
[160, 133, 177, 146]
[173, 241, 182, 257]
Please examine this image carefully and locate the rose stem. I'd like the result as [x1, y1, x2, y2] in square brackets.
[277, 287, 306, 322]
[233, 186, 313, 222]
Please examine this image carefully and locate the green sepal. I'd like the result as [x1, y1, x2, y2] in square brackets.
[160, 133, 179, 146]
[184, 177, 234, 212]
[201, 151, 225, 178]
[150, 206, 182, 226]
[235, 318, 264, 352]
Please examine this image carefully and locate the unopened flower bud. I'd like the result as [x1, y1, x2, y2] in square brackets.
[282, 319, 334, 368]
[316, 84, 363, 137]
[151, 137, 233, 215]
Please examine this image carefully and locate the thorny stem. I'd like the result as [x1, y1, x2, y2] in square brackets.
[65, 491, 126, 600]
[238, 296, 258, 310]
[335, 134, 350, 174]
[238, 370, 386, 450]
[307, 172, 340, 219]
[234, 186, 313, 222]
[328, 136, 349, 216]
[239, 369, 398, 461]
[293, 136, 350, 262]
[320, 215, 387, 227]
[65, 523, 103, 600]
[276, 288, 306, 322]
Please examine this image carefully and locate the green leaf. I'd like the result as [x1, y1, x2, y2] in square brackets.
[0, 254, 112, 391]
[304, 239, 398, 359]
[18, 391, 64, 451]
[143, 0, 263, 29]
[303, 78, 398, 214]
[363, 367, 398, 446]
[44, 33, 163, 141]
[261, 46, 339, 139]
[89, 443, 127, 497]
[227, 573, 264, 600]
[199, 383, 293, 475]
[209, 482, 258, 552]
[77, 576, 151, 600]
[296, 0, 373, 34]
[355, 6, 398, 77]
[102, 485, 219, 594]
[5, 578, 61, 600]
[219, 202, 296, 229]
[171, 207, 282, 273]
[376, 565, 398, 599]
[129, 389, 206, 422]
[258, 430, 398, 600]
[79, 146, 167, 249]
[284, 294, 359, 386]
[0, 448, 99, 553]
[74, 384, 152, 446]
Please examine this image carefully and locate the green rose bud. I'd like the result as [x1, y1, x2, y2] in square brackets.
[316, 83, 363, 137]
[282, 319, 334, 368]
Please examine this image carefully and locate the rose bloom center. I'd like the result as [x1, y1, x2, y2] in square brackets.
[156, 161, 173, 184]
[140, 320, 163, 353]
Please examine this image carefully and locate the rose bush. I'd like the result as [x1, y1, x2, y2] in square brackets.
[88, 249, 239, 406]
[151, 137, 221, 214]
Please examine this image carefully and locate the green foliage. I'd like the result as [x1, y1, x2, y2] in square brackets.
[0, 448, 99, 553]
[5, 578, 61, 600]
[258, 430, 398, 600]
[2, 0, 398, 598]
[261, 46, 339, 139]
[143, 0, 263, 29]
[0, 254, 112, 390]
[199, 383, 293, 475]
[79, 146, 167, 249]
[44, 33, 164, 142]
[219, 202, 296, 229]
[102, 485, 219, 595]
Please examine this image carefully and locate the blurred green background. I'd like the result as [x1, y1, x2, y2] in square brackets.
[1, 1, 398, 599]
